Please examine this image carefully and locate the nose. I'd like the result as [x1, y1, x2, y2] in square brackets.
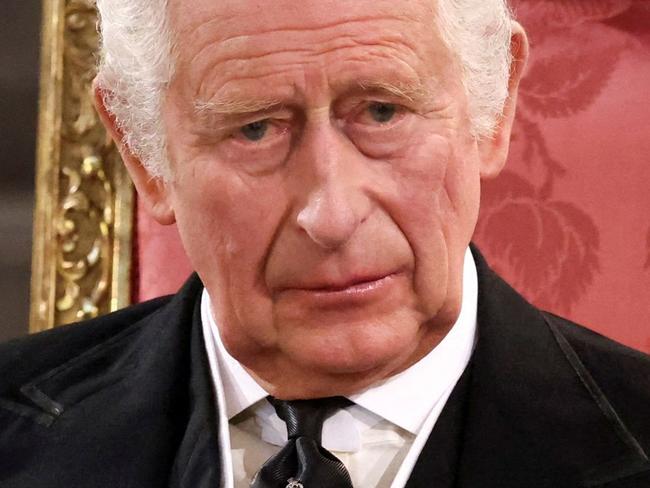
[295, 125, 372, 251]
[297, 185, 363, 250]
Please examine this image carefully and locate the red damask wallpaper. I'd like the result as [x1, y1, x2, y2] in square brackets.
[136, 0, 650, 353]
[474, 0, 650, 353]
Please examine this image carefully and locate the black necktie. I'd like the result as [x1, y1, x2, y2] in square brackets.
[250, 396, 354, 488]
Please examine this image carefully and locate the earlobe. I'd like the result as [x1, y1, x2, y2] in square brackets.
[92, 80, 176, 225]
[478, 21, 530, 180]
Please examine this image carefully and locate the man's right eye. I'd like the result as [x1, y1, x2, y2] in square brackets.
[367, 102, 397, 124]
[240, 120, 269, 141]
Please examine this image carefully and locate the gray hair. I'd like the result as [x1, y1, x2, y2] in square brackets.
[95, 0, 514, 179]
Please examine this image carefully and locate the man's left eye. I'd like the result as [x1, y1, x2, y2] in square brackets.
[367, 102, 397, 123]
[240, 120, 269, 141]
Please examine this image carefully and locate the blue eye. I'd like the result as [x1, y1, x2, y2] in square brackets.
[368, 102, 397, 123]
[241, 120, 268, 141]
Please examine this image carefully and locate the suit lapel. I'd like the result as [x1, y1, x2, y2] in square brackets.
[405, 363, 474, 488]
[168, 286, 223, 488]
[452, 249, 649, 487]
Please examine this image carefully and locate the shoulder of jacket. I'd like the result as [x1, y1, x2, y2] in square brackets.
[542, 311, 650, 375]
[542, 311, 650, 452]
[0, 296, 172, 396]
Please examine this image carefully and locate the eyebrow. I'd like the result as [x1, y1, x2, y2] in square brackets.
[194, 97, 284, 118]
[353, 78, 432, 103]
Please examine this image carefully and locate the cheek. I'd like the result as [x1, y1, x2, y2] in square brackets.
[389, 133, 452, 225]
[380, 132, 479, 316]
[170, 158, 288, 298]
[389, 130, 479, 234]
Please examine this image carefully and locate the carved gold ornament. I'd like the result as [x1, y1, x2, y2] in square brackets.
[31, 0, 133, 331]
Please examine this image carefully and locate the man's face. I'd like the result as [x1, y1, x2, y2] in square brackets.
[162, 0, 486, 397]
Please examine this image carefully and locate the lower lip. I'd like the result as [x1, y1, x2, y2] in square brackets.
[283, 273, 401, 307]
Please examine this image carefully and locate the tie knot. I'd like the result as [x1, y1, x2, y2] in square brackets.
[269, 396, 351, 444]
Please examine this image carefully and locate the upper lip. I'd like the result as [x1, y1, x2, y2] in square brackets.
[281, 272, 396, 292]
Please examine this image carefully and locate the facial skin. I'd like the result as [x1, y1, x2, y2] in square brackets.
[95, 0, 528, 399]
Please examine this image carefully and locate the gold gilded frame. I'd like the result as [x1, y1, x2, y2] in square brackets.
[30, 0, 133, 332]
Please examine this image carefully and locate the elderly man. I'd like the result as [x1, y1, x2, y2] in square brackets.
[1, 0, 649, 487]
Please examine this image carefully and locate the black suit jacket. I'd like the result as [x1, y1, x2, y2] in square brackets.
[1, 250, 649, 487]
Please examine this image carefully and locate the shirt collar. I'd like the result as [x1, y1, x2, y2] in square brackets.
[201, 247, 478, 434]
[201, 296, 268, 420]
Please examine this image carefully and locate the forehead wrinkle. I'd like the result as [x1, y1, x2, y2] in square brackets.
[185, 12, 421, 52]
[195, 48, 430, 113]
[180, 11, 428, 85]
[197, 41, 420, 95]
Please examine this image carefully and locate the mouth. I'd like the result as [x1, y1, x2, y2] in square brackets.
[275, 270, 404, 305]
[298, 273, 398, 293]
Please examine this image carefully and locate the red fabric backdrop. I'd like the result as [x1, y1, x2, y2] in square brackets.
[135, 0, 650, 353]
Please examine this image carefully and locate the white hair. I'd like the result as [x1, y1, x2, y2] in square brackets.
[95, 0, 174, 179]
[436, 0, 514, 138]
[95, 0, 514, 179]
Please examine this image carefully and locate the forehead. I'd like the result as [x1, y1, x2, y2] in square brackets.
[170, 0, 437, 38]
[168, 0, 452, 103]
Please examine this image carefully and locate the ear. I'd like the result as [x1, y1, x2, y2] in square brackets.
[478, 21, 529, 180]
[92, 80, 176, 225]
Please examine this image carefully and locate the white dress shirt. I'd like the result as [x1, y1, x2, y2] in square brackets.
[201, 248, 478, 488]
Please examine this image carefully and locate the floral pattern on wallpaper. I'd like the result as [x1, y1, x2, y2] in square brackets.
[474, 0, 647, 313]
[477, 174, 600, 313]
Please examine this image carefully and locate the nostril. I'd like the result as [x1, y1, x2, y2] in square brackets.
[296, 194, 360, 250]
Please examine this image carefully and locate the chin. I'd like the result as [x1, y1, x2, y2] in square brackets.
[288, 323, 421, 379]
